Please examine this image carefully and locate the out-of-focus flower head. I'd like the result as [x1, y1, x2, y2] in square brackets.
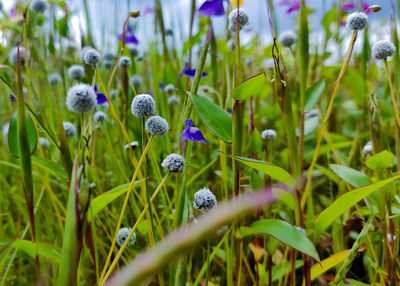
[118, 26, 139, 45]
[180, 63, 208, 79]
[278, 0, 301, 15]
[341, 1, 370, 14]
[198, 0, 226, 17]
[94, 85, 108, 105]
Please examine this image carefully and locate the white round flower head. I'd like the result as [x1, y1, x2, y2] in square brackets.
[2, 123, 10, 139]
[63, 121, 76, 138]
[305, 108, 319, 119]
[372, 40, 396, 60]
[161, 153, 185, 172]
[228, 8, 249, 33]
[119, 56, 131, 68]
[131, 75, 143, 89]
[362, 141, 373, 154]
[66, 84, 97, 113]
[128, 45, 139, 58]
[131, 94, 156, 117]
[31, 0, 47, 13]
[48, 73, 62, 86]
[83, 48, 100, 65]
[261, 129, 277, 140]
[93, 111, 107, 123]
[124, 141, 139, 150]
[67, 65, 85, 80]
[39, 137, 50, 148]
[165, 84, 175, 94]
[193, 187, 217, 212]
[80, 46, 92, 61]
[103, 60, 113, 69]
[145, 116, 169, 136]
[168, 95, 181, 105]
[103, 52, 114, 62]
[346, 12, 368, 30]
[279, 31, 296, 47]
[116, 227, 136, 248]
[9, 46, 25, 66]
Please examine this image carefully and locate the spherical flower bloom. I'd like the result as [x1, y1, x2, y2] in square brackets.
[279, 31, 296, 47]
[39, 137, 50, 148]
[165, 84, 175, 94]
[145, 116, 169, 136]
[116, 227, 136, 248]
[48, 73, 62, 86]
[131, 75, 143, 89]
[193, 187, 217, 212]
[63, 121, 76, 138]
[119, 56, 131, 68]
[110, 89, 119, 99]
[103, 60, 113, 69]
[128, 45, 139, 58]
[124, 141, 139, 150]
[9, 46, 25, 66]
[346, 12, 368, 30]
[2, 123, 10, 138]
[83, 48, 101, 65]
[131, 94, 156, 117]
[67, 65, 85, 80]
[228, 8, 249, 32]
[305, 109, 319, 119]
[168, 95, 181, 105]
[372, 40, 396, 60]
[362, 141, 373, 154]
[66, 84, 97, 113]
[93, 111, 107, 122]
[31, 0, 47, 13]
[161, 153, 185, 172]
[261, 129, 277, 140]
[103, 52, 115, 62]
[80, 46, 92, 61]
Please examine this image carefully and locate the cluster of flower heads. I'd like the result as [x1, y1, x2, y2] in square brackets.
[193, 187, 217, 212]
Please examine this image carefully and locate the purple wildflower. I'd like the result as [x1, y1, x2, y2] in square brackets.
[180, 63, 208, 79]
[118, 26, 139, 45]
[143, 6, 154, 15]
[181, 119, 209, 144]
[341, 2, 370, 14]
[9, 94, 16, 102]
[159, 83, 164, 91]
[198, 0, 225, 17]
[278, 0, 301, 15]
[94, 85, 108, 105]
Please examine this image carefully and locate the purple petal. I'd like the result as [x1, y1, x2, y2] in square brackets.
[181, 119, 209, 144]
[198, 0, 225, 17]
[94, 85, 98, 92]
[125, 34, 139, 45]
[159, 83, 164, 91]
[185, 119, 194, 129]
[183, 68, 208, 78]
[9, 94, 16, 102]
[96, 92, 108, 105]
[144, 6, 155, 15]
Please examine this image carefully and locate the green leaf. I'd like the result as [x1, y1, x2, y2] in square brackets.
[247, 129, 263, 153]
[189, 92, 232, 143]
[365, 150, 394, 169]
[232, 73, 266, 101]
[32, 157, 68, 180]
[314, 175, 400, 239]
[87, 180, 145, 221]
[8, 112, 38, 157]
[305, 80, 325, 112]
[11, 240, 61, 263]
[329, 164, 371, 188]
[243, 219, 320, 261]
[230, 155, 295, 187]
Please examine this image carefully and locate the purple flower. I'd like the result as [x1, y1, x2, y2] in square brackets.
[198, 0, 225, 17]
[341, 2, 370, 14]
[143, 6, 154, 15]
[9, 94, 16, 102]
[118, 26, 139, 45]
[180, 63, 208, 79]
[159, 83, 164, 91]
[181, 119, 209, 144]
[94, 85, 108, 105]
[278, 0, 301, 15]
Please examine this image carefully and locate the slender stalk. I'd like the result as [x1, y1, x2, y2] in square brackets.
[384, 60, 400, 129]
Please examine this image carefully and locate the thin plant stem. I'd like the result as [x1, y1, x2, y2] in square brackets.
[384, 59, 400, 129]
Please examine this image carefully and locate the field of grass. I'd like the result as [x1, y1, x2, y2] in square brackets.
[1, 0, 400, 285]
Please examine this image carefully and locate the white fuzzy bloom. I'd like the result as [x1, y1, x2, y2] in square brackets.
[168, 95, 181, 105]
[66, 84, 97, 113]
[131, 94, 156, 117]
[279, 31, 296, 47]
[93, 111, 107, 122]
[103, 60, 113, 69]
[346, 12, 368, 30]
[193, 187, 217, 212]
[305, 109, 319, 119]
[39, 137, 50, 148]
[372, 40, 396, 60]
[119, 56, 131, 68]
[63, 121, 76, 138]
[161, 153, 185, 172]
[261, 129, 277, 140]
[103, 52, 115, 61]
[2, 123, 10, 139]
[83, 48, 100, 65]
[124, 141, 139, 150]
[131, 75, 143, 89]
[31, 0, 47, 13]
[165, 84, 175, 94]
[67, 65, 85, 80]
[9, 46, 25, 66]
[128, 45, 139, 57]
[145, 116, 169, 136]
[116, 227, 136, 248]
[48, 73, 62, 86]
[362, 141, 373, 154]
[228, 8, 249, 32]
